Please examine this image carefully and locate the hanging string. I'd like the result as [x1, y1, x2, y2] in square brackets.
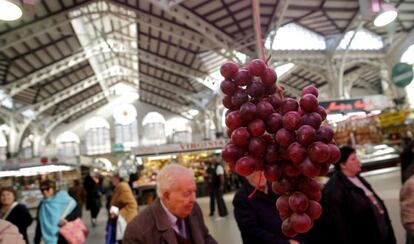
[252, 0, 266, 61]
[248, 171, 263, 199]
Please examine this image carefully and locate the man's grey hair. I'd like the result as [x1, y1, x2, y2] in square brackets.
[156, 163, 194, 198]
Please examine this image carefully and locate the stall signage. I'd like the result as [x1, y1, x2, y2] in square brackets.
[378, 110, 410, 127]
[392, 62, 413, 87]
[320, 98, 365, 113]
[132, 139, 227, 156]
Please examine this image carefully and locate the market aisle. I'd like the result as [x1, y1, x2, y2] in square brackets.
[26, 167, 405, 244]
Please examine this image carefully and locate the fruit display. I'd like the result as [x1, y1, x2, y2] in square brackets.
[220, 59, 340, 237]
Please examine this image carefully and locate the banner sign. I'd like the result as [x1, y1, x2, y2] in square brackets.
[320, 98, 365, 113]
[378, 110, 410, 127]
[132, 139, 227, 156]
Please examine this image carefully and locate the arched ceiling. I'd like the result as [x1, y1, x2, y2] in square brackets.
[0, 0, 413, 132]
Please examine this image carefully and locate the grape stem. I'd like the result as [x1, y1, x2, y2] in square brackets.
[248, 171, 263, 199]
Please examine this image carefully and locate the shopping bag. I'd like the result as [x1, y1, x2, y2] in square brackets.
[116, 215, 127, 241]
[105, 219, 117, 244]
[59, 218, 89, 244]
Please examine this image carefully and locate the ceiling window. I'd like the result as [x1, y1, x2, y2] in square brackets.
[56, 131, 80, 157]
[113, 103, 138, 151]
[141, 112, 167, 146]
[338, 29, 384, 50]
[85, 116, 111, 155]
[265, 23, 326, 50]
[166, 117, 192, 144]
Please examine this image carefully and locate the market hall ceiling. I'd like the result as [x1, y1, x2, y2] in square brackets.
[0, 0, 413, 128]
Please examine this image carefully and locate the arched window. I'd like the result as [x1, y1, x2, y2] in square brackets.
[56, 131, 80, 157]
[166, 117, 192, 143]
[338, 28, 383, 50]
[21, 135, 33, 159]
[85, 116, 111, 155]
[113, 103, 139, 151]
[142, 112, 166, 146]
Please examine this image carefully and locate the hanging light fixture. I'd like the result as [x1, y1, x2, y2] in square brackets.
[0, 0, 23, 21]
[372, 0, 398, 27]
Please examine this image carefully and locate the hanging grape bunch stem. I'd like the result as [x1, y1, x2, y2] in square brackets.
[220, 59, 340, 237]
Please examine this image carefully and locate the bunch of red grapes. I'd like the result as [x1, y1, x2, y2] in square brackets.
[220, 59, 340, 237]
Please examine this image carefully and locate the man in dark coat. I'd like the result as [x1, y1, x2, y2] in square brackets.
[233, 171, 300, 244]
[124, 164, 217, 244]
[83, 171, 101, 226]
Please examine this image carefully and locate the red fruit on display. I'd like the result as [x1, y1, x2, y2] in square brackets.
[290, 213, 312, 233]
[281, 98, 299, 115]
[220, 61, 239, 79]
[300, 94, 319, 113]
[248, 59, 267, 76]
[220, 79, 237, 95]
[282, 111, 302, 131]
[225, 111, 243, 130]
[282, 219, 298, 237]
[264, 145, 279, 163]
[272, 177, 293, 195]
[222, 95, 235, 110]
[276, 128, 295, 147]
[264, 164, 281, 182]
[231, 89, 249, 108]
[234, 68, 252, 86]
[221, 143, 244, 164]
[231, 127, 251, 147]
[299, 178, 322, 201]
[256, 101, 275, 120]
[235, 156, 257, 176]
[289, 192, 310, 213]
[239, 102, 257, 123]
[328, 144, 341, 164]
[318, 163, 330, 176]
[296, 125, 316, 146]
[226, 128, 234, 138]
[261, 134, 274, 145]
[278, 147, 290, 161]
[317, 106, 327, 121]
[299, 157, 321, 177]
[301, 85, 319, 97]
[308, 142, 331, 164]
[261, 67, 277, 86]
[249, 137, 267, 157]
[316, 126, 334, 143]
[302, 112, 322, 129]
[266, 113, 283, 133]
[288, 142, 307, 165]
[246, 79, 265, 97]
[248, 119, 266, 137]
[264, 83, 277, 95]
[283, 163, 301, 177]
[276, 195, 291, 215]
[306, 200, 322, 220]
[269, 94, 283, 110]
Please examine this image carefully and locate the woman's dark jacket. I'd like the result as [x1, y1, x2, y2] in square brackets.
[233, 182, 295, 244]
[34, 201, 82, 244]
[308, 171, 396, 244]
[4, 203, 33, 242]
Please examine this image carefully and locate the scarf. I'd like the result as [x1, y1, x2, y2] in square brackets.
[39, 191, 76, 244]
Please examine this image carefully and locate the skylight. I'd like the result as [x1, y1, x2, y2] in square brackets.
[338, 29, 384, 50]
[265, 23, 326, 50]
[401, 44, 414, 64]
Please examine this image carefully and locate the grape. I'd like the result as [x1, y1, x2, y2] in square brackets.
[248, 137, 266, 157]
[256, 101, 275, 120]
[317, 106, 327, 121]
[261, 67, 277, 86]
[264, 164, 281, 182]
[261, 134, 274, 145]
[264, 83, 277, 95]
[288, 142, 307, 165]
[269, 94, 283, 110]
[222, 95, 236, 110]
[248, 59, 266, 76]
[301, 85, 319, 97]
[266, 113, 283, 133]
[248, 119, 265, 137]
[290, 213, 312, 233]
[226, 128, 234, 138]
[220, 79, 237, 95]
[298, 178, 321, 201]
[275, 128, 295, 147]
[318, 163, 330, 176]
[300, 94, 318, 113]
[308, 142, 331, 164]
[306, 200, 322, 220]
[235, 156, 257, 176]
[276, 195, 291, 216]
[231, 127, 250, 147]
[299, 157, 321, 177]
[328, 144, 341, 164]
[278, 147, 290, 161]
[234, 68, 252, 86]
[281, 98, 299, 114]
[231, 89, 249, 108]
[220, 61, 239, 79]
[239, 102, 257, 123]
[283, 163, 301, 177]
[264, 145, 279, 163]
[282, 111, 302, 131]
[316, 126, 334, 143]
[272, 177, 293, 195]
[296, 125, 316, 146]
[225, 111, 243, 130]
[289, 192, 309, 213]
[246, 79, 265, 97]
[221, 143, 244, 164]
[302, 112, 322, 129]
[282, 218, 298, 237]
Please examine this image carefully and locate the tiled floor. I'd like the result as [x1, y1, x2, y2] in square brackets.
[27, 167, 405, 244]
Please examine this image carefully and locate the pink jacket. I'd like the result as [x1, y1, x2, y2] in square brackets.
[0, 220, 25, 244]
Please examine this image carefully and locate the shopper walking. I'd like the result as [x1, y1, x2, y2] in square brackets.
[208, 159, 228, 217]
[68, 179, 86, 217]
[84, 170, 102, 227]
[34, 179, 81, 244]
[233, 171, 300, 244]
[0, 187, 32, 243]
[309, 146, 396, 244]
[401, 174, 414, 244]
